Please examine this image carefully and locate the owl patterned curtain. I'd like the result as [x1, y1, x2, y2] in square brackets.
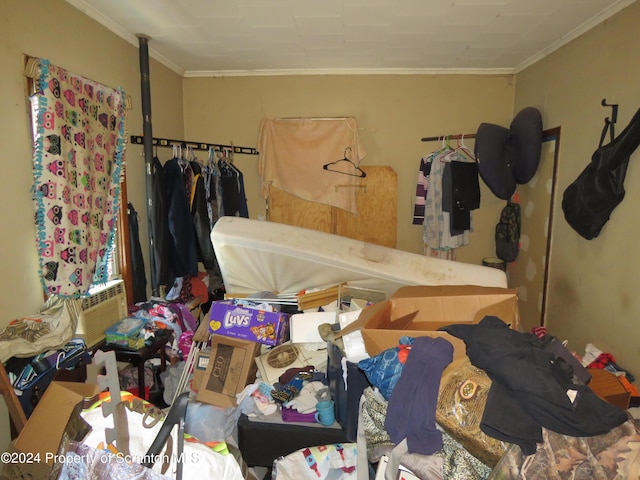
[29, 58, 127, 297]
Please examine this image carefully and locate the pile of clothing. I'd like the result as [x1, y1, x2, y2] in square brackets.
[354, 316, 636, 480]
[238, 365, 332, 424]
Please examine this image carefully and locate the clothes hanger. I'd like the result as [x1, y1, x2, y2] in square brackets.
[439, 135, 458, 162]
[456, 135, 476, 161]
[172, 143, 187, 166]
[444, 134, 476, 163]
[186, 146, 198, 163]
[432, 135, 452, 158]
[217, 149, 235, 177]
[227, 143, 242, 176]
[205, 147, 216, 173]
[322, 147, 367, 178]
[424, 136, 444, 163]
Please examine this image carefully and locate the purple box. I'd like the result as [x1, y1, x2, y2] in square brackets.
[207, 301, 289, 346]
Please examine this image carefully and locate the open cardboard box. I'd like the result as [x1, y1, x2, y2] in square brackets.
[196, 335, 260, 408]
[337, 285, 520, 359]
[2, 381, 100, 480]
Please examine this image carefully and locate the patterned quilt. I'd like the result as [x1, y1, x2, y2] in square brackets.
[489, 418, 640, 479]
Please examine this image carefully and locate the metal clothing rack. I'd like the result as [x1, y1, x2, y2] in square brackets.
[421, 133, 476, 142]
[130, 135, 259, 155]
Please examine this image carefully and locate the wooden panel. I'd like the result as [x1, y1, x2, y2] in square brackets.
[267, 186, 333, 233]
[267, 165, 398, 248]
[335, 166, 397, 247]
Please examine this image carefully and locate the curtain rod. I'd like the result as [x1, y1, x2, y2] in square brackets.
[421, 133, 476, 142]
[130, 135, 259, 155]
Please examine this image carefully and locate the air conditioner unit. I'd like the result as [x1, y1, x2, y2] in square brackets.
[75, 279, 128, 348]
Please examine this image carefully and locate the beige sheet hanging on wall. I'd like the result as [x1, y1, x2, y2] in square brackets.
[258, 116, 366, 214]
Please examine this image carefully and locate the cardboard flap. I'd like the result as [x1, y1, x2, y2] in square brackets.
[15, 381, 100, 466]
[335, 301, 389, 338]
[473, 295, 519, 327]
[351, 285, 520, 359]
[387, 310, 419, 330]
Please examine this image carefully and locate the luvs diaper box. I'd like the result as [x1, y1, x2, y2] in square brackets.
[207, 300, 290, 346]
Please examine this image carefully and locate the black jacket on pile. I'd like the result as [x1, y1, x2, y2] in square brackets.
[441, 316, 628, 455]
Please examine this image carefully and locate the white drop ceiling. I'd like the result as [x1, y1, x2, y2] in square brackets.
[67, 0, 636, 77]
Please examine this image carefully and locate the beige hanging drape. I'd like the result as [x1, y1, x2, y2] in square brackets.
[258, 116, 366, 214]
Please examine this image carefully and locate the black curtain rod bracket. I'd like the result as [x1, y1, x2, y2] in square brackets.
[130, 135, 259, 155]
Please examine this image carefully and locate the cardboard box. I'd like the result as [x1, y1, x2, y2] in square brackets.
[196, 336, 260, 408]
[208, 301, 289, 346]
[1, 381, 100, 479]
[338, 285, 519, 359]
[191, 346, 212, 392]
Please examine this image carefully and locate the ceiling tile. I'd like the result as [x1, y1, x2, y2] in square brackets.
[392, 15, 442, 34]
[344, 4, 395, 25]
[293, 0, 344, 17]
[304, 35, 346, 50]
[344, 24, 391, 42]
[66, 0, 631, 74]
[500, 0, 562, 16]
[242, 5, 295, 28]
[295, 16, 344, 36]
[441, 4, 503, 26]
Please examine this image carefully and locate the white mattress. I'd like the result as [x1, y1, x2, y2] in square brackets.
[210, 217, 506, 296]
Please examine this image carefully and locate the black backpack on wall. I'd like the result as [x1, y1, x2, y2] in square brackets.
[562, 107, 640, 240]
[495, 202, 521, 263]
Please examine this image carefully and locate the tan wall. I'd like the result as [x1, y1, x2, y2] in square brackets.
[0, 0, 184, 450]
[5, 0, 638, 459]
[515, 1, 640, 369]
[182, 74, 515, 263]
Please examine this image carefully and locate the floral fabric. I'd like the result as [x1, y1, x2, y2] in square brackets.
[31, 59, 127, 297]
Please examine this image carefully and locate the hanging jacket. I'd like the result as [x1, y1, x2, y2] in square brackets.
[151, 156, 172, 288]
[127, 202, 147, 303]
[190, 161, 216, 269]
[218, 159, 249, 217]
[164, 158, 198, 278]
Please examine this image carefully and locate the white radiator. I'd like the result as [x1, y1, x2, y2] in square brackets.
[75, 279, 127, 348]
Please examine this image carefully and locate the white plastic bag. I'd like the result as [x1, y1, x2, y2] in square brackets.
[0, 296, 77, 363]
[184, 400, 237, 442]
[81, 398, 244, 480]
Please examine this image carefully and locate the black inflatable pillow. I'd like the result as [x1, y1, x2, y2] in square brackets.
[474, 122, 516, 200]
[510, 107, 543, 184]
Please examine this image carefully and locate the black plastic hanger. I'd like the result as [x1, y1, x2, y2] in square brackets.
[323, 147, 366, 178]
[142, 391, 189, 479]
